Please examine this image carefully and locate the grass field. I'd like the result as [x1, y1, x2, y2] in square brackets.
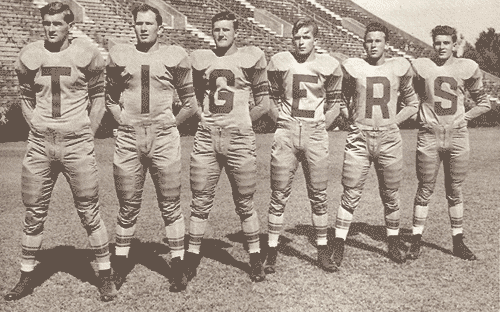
[0, 128, 498, 312]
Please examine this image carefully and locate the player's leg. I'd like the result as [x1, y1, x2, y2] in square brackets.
[445, 127, 475, 260]
[112, 127, 147, 289]
[186, 127, 222, 280]
[302, 127, 337, 272]
[333, 127, 371, 266]
[266, 128, 299, 273]
[150, 126, 187, 291]
[375, 128, 405, 263]
[227, 129, 264, 282]
[63, 129, 116, 301]
[408, 128, 441, 260]
[5, 132, 56, 301]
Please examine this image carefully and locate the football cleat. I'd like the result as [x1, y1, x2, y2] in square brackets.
[249, 252, 265, 282]
[406, 234, 422, 260]
[185, 251, 202, 282]
[4, 271, 34, 301]
[112, 255, 129, 290]
[387, 235, 406, 264]
[317, 245, 338, 272]
[453, 234, 477, 261]
[264, 246, 278, 274]
[332, 237, 345, 267]
[98, 269, 117, 302]
[169, 257, 187, 292]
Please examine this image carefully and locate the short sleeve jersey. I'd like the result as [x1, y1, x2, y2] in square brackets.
[342, 57, 416, 128]
[15, 38, 105, 132]
[106, 44, 194, 127]
[190, 46, 268, 129]
[411, 57, 486, 128]
[267, 51, 343, 123]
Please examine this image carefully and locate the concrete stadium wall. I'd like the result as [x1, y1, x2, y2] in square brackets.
[254, 8, 292, 37]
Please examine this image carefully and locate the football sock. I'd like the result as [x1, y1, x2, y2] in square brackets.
[88, 219, 111, 271]
[335, 206, 353, 240]
[312, 213, 328, 246]
[165, 215, 185, 260]
[412, 205, 428, 235]
[21, 232, 43, 272]
[449, 203, 464, 236]
[385, 208, 400, 236]
[115, 224, 136, 257]
[268, 213, 284, 248]
[188, 215, 207, 254]
[241, 210, 260, 254]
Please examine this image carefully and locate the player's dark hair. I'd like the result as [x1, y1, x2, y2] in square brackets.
[292, 17, 318, 38]
[40, 2, 74, 24]
[212, 11, 238, 31]
[364, 22, 389, 42]
[431, 25, 457, 43]
[132, 3, 163, 26]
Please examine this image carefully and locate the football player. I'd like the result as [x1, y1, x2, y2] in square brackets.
[184, 11, 270, 283]
[333, 22, 419, 266]
[5, 2, 116, 301]
[406, 25, 490, 261]
[106, 3, 197, 292]
[264, 18, 345, 274]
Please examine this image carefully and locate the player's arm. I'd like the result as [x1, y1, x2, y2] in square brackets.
[105, 54, 124, 126]
[87, 52, 106, 136]
[15, 59, 36, 131]
[340, 66, 354, 121]
[464, 66, 491, 121]
[173, 55, 198, 126]
[267, 65, 282, 123]
[324, 66, 344, 129]
[395, 67, 419, 125]
[249, 54, 270, 122]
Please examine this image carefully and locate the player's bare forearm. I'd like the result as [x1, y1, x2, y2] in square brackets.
[250, 95, 270, 122]
[89, 96, 105, 136]
[175, 97, 198, 127]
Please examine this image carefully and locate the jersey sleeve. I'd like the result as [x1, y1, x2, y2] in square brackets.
[340, 63, 355, 111]
[267, 55, 284, 121]
[395, 62, 419, 124]
[325, 60, 343, 111]
[171, 49, 197, 125]
[248, 48, 270, 122]
[464, 63, 491, 120]
[105, 45, 127, 123]
[86, 47, 105, 103]
[15, 42, 41, 128]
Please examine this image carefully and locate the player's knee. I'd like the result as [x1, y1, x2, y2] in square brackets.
[414, 183, 434, 206]
[191, 190, 214, 219]
[269, 189, 291, 215]
[446, 187, 463, 206]
[235, 193, 254, 217]
[380, 188, 400, 211]
[117, 205, 141, 228]
[23, 208, 47, 235]
[307, 188, 327, 214]
[82, 212, 103, 235]
[160, 197, 182, 225]
[340, 186, 362, 213]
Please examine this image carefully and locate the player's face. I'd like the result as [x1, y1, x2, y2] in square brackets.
[293, 26, 316, 56]
[433, 35, 455, 60]
[364, 31, 387, 60]
[134, 10, 161, 45]
[212, 20, 237, 49]
[42, 13, 72, 44]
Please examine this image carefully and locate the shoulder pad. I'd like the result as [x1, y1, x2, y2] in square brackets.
[159, 45, 189, 67]
[190, 49, 216, 71]
[342, 58, 366, 78]
[108, 44, 135, 67]
[268, 51, 294, 71]
[455, 58, 480, 78]
[71, 38, 102, 67]
[238, 46, 266, 69]
[317, 54, 340, 74]
[410, 58, 433, 75]
[19, 41, 45, 71]
[389, 57, 411, 76]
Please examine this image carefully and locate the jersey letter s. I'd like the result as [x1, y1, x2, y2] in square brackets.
[434, 76, 457, 116]
[366, 77, 390, 119]
[42, 66, 71, 118]
[292, 74, 318, 118]
[209, 69, 235, 114]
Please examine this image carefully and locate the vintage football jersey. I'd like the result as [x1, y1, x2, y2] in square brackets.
[190, 46, 269, 129]
[106, 44, 194, 127]
[15, 38, 105, 133]
[267, 51, 343, 123]
[342, 57, 419, 128]
[411, 57, 490, 128]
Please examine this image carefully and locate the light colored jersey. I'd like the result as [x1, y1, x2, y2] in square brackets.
[411, 57, 490, 128]
[106, 44, 194, 127]
[342, 57, 418, 128]
[190, 46, 269, 129]
[15, 38, 105, 132]
[268, 51, 343, 123]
